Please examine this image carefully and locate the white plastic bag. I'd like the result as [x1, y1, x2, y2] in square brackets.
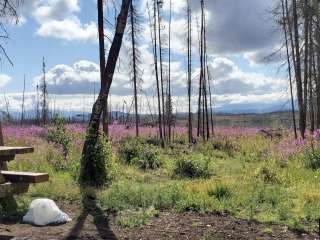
[23, 198, 72, 226]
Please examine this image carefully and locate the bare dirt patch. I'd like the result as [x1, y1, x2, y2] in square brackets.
[0, 201, 317, 240]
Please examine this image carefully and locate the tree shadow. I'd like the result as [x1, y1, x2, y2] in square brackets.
[0, 236, 14, 240]
[0, 197, 24, 225]
[66, 189, 117, 240]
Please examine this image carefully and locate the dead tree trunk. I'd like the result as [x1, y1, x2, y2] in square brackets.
[292, 0, 306, 138]
[156, 0, 166, 140]
[303, 0, 309, 134]
[150, 1, 164, 147]
[309, 19, 315, 132]
[41, 57, 48, 125]
[202, 1, 209, 140]
[129, 0, 139, 137]
[168, 0, 172, 141]
[187, 1, 193, 143]
[97, 0, 109, 137]
[281, 0, 298, 139]
[80, 0, 131, 186]
[315, 14, 320, 129]
[21, 74, 26, 126]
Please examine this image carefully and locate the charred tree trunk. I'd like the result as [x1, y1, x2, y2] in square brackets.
[130, 0, 139, 137]
[168, 0, 172, 142]
[98, 0, 108, 137]
[80, 0, 131, 186]
[316, 15, 320, 129]
[187, 1, 193, 143]
[197, 26, 202, 138]
[148, 0, 164, 147]
[303, 0, 309, 134]
[281, 0, 298, 139]
[202, 1, 209, 140]
[156, 0, 166, 140]
[41, 57, 48, 125]
[21, 74, 26, 126]
[292, 0, 306, 138]
[309, 20, 315, 132]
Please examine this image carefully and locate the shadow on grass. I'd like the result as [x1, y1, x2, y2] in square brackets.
[66, 189, 117, 240]
[0, 197, 25, 225]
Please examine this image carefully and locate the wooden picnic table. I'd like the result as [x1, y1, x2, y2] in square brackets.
[0, 146, 48, 198]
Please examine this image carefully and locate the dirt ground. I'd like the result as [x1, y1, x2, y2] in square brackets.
[0, 201, 318, 240]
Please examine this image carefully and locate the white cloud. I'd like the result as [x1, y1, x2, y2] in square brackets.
[0, 74, 12, 87]
[33, 60, 100, 94]
[27, 0, 97, 43]
[33, 0, 80, 22]
[210, 57, 286, 95]
[36, 17, 97, 42]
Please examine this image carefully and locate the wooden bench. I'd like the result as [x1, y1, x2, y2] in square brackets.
[1, 171, 49, 184]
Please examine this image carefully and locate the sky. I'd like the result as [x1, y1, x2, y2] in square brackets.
[0, 0, 291, 115]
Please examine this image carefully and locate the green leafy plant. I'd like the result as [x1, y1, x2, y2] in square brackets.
[118, 136, 144, 165]
[80, 133, 113, 187]
[305, 148, 320, 170]
[118, 136, 162, 170]
[174, 153, 212, 179]
[132, 146, 162, 170]
[47, 114, 72, 162]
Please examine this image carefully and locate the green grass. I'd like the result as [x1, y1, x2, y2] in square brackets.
[4, 132, 320, 233]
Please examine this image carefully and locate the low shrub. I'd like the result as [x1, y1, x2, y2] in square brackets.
[256, 165, 280, 184]
[208, 185, 232, 201]
[118, 136, 162, 170]
[174, 153, 212, 179]
[211, 138, 236, 157]
[118, 136, 144, 165]
[304, 148, 320, 170]
[132, 146, 162, 170]
[99, 181, 186, 212]
[46, 114, 72, 162]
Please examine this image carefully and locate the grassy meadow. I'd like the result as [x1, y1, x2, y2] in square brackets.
[2, 122, 320, 233]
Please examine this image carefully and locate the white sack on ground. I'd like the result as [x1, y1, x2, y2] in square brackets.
[23, 198, 72, 226]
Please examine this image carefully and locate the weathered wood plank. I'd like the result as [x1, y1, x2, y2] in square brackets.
[0, 146, 34, 156]
[1, 171, 49, 183]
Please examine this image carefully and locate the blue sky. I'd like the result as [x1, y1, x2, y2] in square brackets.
[0, 0, 290, 114]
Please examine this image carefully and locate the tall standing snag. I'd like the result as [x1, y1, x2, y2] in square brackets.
[129, 0, 141, 137]
[281, 0, 298, 139]
[98, 0, 108, 137]
[292, 0, 306, 138]
[80, 0, 131, 186]
[147, 1, 164, 147]
[21, 74, 26, 125]
[187, 0, 193, 143]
